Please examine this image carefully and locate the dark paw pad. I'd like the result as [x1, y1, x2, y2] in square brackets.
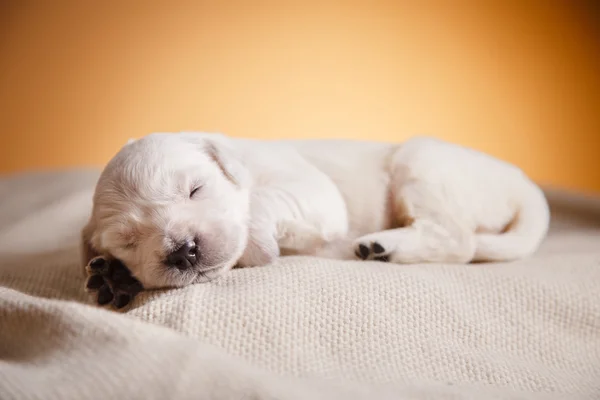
[355, 242, 389, 262]
[97, 285, 114, 305]
[355, 244, 370, 260]
[85, 274, 105, 290]
[372, 242, 385, 254]
[85, 256, 144, 310]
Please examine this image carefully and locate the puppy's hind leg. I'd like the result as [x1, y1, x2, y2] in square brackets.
[353, 181, 476, 264]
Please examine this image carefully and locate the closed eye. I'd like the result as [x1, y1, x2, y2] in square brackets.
[190, 186, 202, 198]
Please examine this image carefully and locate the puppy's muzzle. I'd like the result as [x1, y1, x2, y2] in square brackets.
[165, 240, 199, 270]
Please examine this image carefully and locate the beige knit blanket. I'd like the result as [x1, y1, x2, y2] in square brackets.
[1, 170, 599, 400]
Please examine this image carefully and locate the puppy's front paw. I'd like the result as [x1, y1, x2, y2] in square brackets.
[236, 232, 280, 268]
[85, 256, 144, 310]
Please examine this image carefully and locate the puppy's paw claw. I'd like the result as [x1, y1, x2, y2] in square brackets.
[84, 256, 143, 310]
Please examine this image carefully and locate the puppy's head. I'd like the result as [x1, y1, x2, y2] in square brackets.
[81, 133, 251, 289]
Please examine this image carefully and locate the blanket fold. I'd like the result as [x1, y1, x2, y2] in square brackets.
[1, 170, 599, 399]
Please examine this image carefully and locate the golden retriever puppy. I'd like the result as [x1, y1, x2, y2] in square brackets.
[81, 132, 549, 292]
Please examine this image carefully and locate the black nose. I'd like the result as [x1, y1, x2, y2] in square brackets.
[166, 241, 198, 270]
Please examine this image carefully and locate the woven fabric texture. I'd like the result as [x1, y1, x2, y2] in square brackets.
[1, 170, 599, 399]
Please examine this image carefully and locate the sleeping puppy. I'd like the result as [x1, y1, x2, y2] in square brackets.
[81, 132, 549, 307]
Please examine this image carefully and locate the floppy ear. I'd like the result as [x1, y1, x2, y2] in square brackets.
[204, 139, 251, 188]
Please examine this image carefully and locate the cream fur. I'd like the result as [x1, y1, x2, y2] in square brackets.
[81, 132, 550, 289]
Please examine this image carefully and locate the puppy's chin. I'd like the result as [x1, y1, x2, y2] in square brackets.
[192, 265, 232, 284]
[140, 261, 235, 289]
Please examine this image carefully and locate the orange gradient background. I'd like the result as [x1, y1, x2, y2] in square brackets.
[1, 1, 599, 193]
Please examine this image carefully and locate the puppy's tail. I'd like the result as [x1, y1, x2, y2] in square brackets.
[473, 183, 550, 262]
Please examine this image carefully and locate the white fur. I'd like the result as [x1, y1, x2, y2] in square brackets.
[81, 132, 550, 289]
